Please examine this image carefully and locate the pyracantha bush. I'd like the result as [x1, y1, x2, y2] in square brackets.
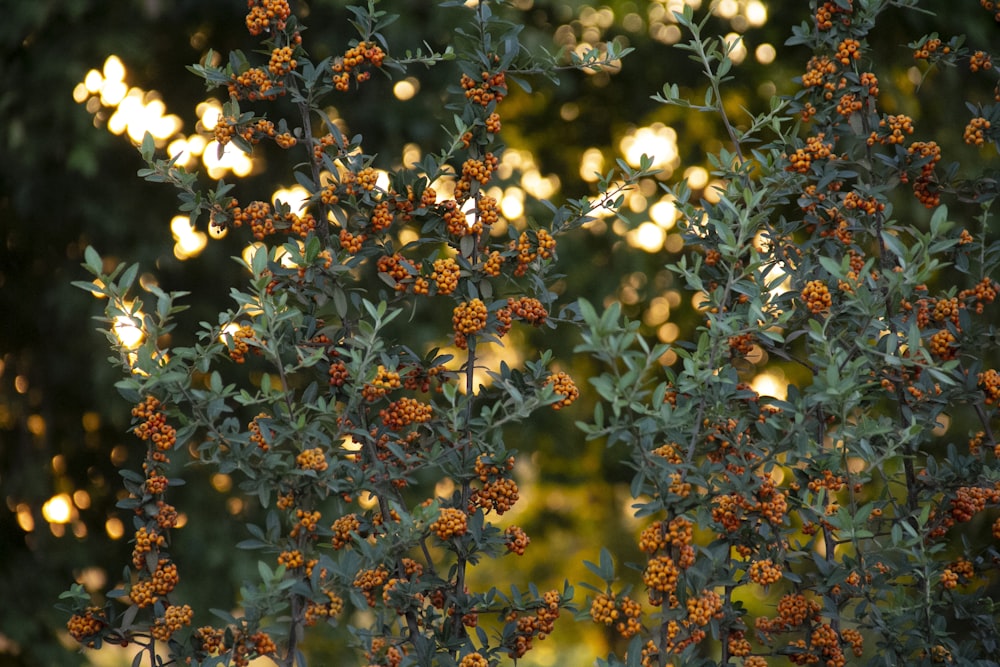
[62, 1, 643, 666]
[577, 2, 1000, 666]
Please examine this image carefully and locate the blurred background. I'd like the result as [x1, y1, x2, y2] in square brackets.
[1, 1, 994, 665]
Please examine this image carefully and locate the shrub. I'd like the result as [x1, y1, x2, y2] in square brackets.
[576, 2, 1000, 666]
[62, 1, 1000, 666]
[60, 1, 640, 666]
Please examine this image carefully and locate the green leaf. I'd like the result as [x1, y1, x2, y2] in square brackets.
[84, 246, 103, 274]
[140, 132, 155, 163]
[119, 263, 139, 292]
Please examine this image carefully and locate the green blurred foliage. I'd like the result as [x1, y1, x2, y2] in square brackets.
[2, 1, 997, 665]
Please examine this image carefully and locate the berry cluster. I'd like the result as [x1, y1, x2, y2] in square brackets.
[814, 1, 852, 31]
[801, 280, 832, 314]
[785, 134, 834, 173]
[245, 0, 291, 36]
[332, 41, 385, 91]
[460, 70, 507, 107]
[964, 117, 991, 146]
[379, 397, 433, 431]
[295, 447, 328, 472]
[545, 371, 579, 410]
[430, 507, 469, 540]
[589, 592, 643, 638]
[504, 525, 530, 555]
[748, 558, 783, 586]
[66, 607, 107, 645]
[506, 589, 560, 658]
[150, 604, 193, 642]
[452, 298, 488, 348]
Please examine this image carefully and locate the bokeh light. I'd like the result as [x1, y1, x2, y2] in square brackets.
[619, 123, 679, 176]
[42, 494, 73, 524]
[171, 215, 208, 260]
[113, 313, 145, 349]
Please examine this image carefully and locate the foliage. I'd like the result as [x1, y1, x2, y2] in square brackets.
[575, 1, 1000, 666]
[40, 0, 1000, 666]
[59, 1, 644, 666]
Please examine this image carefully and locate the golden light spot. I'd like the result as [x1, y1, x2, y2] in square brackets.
[139, 273, 159, 291]
[692, 291, 710, 311]
[715, 0, 739, 19]
[651, 23, 682, 45]
[227, 497, 244, 515]
[755, 43, 776, 65]
[209, 221, 228, 240]
[14, 375, 28, 394]
[650, 198, 678, 230]
[100, 78, 128, 108]
[203, 140, 253, 179]
[106, 87, 182, 144]
[724, 33, 747, 65]
[398, 227, 419, 245]
[932, 414, 950, 436]
[211, 473, 233, 493]
[520, 169, 560, 200]
[175, 513, 188, 529]
[110, 444, 129, 466]
[219, 322, 241, 344]
[168, 135, 208, 170]
[27, 415, 46, 438]
[579, 147, 605, 183]
[560, 102, 580, 121]
[402, 142, 422, 168]
[73, 490, 92, 510]
[105, 517, 125, 540]
[501, 187, 525, 219]
[242, 242, 266, 269]
[657, 322, 680, 343]
[683, 166, 710, 190]
[113, 314, 145, 350]
[623, 12, 644, 32]
[197, 100, 223, 132]
[51, 455, 65, 475]
[103, 55, 125, 84]
[746, 0, 768, 27]
[751, 371, 788, 400]
[393, 77, 420, 101]
[271, 185, 309, 214]
[628, 191, 648, 213]
[664, 233, 684, 253]
[704, 179, 727, 204]
[628, 222, 666, 253]
[763, 262, 792, 296]
[16, 504, 34, 532]
[435, 477, 456, 499]
[77, 567, 107, 592]
[170, 215, 208, 260]
[643, 297, 671, 326]
[359, 491, 379, 510]
[587, 191, 622, 219]
[84, 69, 104, 94]
[619, 123, 679, 175]
[42, 494, 74, 524]
[80, 412, 101, 433]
